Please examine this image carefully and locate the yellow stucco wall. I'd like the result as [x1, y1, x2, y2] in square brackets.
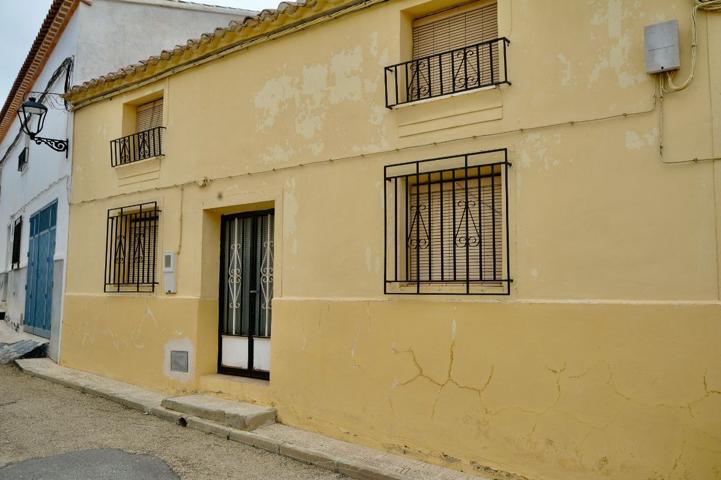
[61, 1, 721, 479]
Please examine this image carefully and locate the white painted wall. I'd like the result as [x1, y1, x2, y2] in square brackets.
[74, 0, 253, 85]
[0, 0, 250, 360]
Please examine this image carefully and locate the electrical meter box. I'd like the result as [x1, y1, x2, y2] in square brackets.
[644, 20, 680, 74]
[163, 251, 177, 294]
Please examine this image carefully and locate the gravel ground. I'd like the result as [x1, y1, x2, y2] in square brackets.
[0, 364, 346, 479]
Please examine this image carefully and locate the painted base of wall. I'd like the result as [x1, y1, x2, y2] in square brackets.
[60, 295, 721, 480]
[2, 261, 65, 361]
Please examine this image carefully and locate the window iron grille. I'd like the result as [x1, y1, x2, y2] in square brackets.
[110, 126, 165, 167]
[104, 202, 160, 293]
[384, 37, 510, 108]
[384, 149, 511, 295]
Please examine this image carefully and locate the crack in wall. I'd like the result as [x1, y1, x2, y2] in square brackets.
[392, 339, 495, 419]
[392, 345, 721, 479]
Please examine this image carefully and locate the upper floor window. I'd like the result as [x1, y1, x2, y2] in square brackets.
[104, 202, 160, 292]
[17, 147, 28, 172]
[11, 217, 22, 270]
[384, 1, 510, 107]
[110, 98, 165, 167]
[384, 149, 511, 295]
[136, 99, 163, 132]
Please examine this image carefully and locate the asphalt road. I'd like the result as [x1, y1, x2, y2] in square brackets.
[0, 364, 346, 480]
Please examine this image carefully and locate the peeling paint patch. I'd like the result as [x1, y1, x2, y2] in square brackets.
[262, 143, 295, 165]
[625, 128, 658, 150]
[329, 46, 363, 104]
[557, 54, 573, 86]
[254, 75, 297, 129]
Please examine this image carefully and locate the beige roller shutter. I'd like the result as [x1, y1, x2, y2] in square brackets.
[136, 99, 163, 132]
[412, 2, 498, 58]
[410, 2, 499, 98]
[408, 175, 503, 282]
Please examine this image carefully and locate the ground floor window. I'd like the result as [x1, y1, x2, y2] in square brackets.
[384, 149, 511, 295]
[104, 202, 159, 293]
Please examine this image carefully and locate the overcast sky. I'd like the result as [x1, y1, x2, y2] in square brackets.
[0, 0, 281, 104]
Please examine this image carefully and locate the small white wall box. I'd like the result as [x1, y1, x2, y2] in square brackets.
[163, 251, 177, 294]
[644, 20, 680, 74]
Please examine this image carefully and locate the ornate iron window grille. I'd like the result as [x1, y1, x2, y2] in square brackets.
[104, 202, 160, 293]
[384, 37, 510, 108]
[384, 149, 512, 295]
[109, 126, 165, 167]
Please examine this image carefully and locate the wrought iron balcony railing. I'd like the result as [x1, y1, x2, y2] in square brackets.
[384, 37, 510, 108]
[110, 126, 165, 167]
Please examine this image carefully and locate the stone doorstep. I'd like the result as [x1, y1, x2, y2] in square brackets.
[14, 358, 498, 480]
[161, 394, 276, 431]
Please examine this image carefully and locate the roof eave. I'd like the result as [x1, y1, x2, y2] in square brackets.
[66, 0, 384, 108]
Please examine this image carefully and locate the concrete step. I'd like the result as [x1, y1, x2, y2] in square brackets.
[161, 394, 275, 431]
[0, 322, 49, 364]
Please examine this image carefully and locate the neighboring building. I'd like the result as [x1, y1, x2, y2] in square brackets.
[0, 0, 252, 360]
[62, 1, 720, 479]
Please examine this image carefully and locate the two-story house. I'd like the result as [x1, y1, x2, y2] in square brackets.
[0, 0, 252, 360]
[61, 1, 721, 479]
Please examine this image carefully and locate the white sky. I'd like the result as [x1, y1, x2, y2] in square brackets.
[0, 0, 281, 103]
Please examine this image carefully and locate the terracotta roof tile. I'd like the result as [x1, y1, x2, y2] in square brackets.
[66, 0, 375, 106]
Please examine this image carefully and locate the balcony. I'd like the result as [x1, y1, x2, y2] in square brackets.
[384, 37, 510, 108]
[110, 126, 165, 167]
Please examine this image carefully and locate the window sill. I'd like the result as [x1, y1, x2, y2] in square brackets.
[386, 281, 510, 296]
[394, 85, 503, 138]
[115, 155, 162, 186]
[391, 84, 498, 110]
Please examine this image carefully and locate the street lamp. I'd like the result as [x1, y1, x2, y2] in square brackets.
[16, 97, 69, 156]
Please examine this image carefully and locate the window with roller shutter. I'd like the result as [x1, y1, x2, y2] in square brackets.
[110, 99, 165, 166]
[384, 150, 511, 295]
[384, 1, 509, 107]
[410, 2, 499, 99]
[407, 175, 503, 283]
[136, 99, 163, 132]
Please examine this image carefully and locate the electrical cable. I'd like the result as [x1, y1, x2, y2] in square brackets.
[657, 0, 721, 163]
[662, 0, 721, 93]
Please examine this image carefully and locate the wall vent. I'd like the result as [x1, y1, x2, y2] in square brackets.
[170, 350, 189, 373]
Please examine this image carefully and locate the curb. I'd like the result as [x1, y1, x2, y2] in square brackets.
[15, 359, 497, 480]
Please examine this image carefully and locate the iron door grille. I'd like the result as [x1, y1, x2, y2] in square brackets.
[104, 202, 159, 293]
[384, 149, 511, 295]
[11, 217, 22, 270]
[218, 210, 274, 380]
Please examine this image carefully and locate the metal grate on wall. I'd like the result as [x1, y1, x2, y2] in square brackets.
[104, 202, 159, 293]
[384, 149, 511, 295]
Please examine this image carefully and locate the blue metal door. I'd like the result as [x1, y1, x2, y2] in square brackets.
[24, 201, 57, 338]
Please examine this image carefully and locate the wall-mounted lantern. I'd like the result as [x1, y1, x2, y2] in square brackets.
[17, 97, 69, 157]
